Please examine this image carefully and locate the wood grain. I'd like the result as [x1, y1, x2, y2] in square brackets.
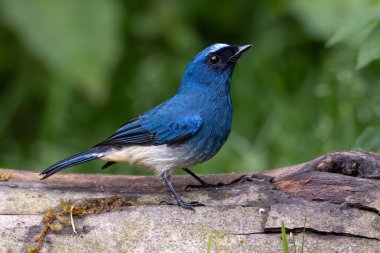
[0, 151, 379, 252]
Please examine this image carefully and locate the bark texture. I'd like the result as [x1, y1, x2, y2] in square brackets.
[0, 151, 380, 252]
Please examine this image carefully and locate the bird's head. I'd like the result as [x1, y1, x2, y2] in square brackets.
[179, 43, 251, 93]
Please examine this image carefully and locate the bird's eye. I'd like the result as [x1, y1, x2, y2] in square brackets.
[208, 55, 221, 65]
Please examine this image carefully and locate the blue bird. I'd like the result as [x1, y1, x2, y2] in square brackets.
[41, 43, 251, 209]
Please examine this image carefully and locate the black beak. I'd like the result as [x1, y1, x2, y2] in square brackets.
[229, 44, 252, 62]
[236, 44, 252, 55]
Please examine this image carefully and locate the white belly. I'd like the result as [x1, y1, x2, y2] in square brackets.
[101, 145, 195, 173]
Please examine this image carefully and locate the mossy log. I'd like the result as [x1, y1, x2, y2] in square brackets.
[0, 151, 380, 252]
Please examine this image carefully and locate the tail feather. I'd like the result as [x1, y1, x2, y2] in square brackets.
[40, 147, 108, 179]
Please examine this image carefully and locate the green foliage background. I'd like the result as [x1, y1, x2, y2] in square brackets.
[0, 0, 380, 175]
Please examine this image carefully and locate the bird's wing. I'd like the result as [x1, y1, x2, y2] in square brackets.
[94, 113, 203, 147]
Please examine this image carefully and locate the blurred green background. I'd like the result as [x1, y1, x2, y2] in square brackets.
[0, 0, 380, 176]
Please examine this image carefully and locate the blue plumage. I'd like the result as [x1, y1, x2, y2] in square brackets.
[41, 43, 251, 209]
[97, 109, 203, 146]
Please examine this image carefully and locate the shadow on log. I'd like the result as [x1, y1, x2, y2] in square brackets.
[0, 151, 379, 252]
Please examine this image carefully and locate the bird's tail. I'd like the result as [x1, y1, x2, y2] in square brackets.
[40, 147, 109, 179]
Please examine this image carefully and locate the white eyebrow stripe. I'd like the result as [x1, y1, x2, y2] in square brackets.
[209, 43, 230, 53]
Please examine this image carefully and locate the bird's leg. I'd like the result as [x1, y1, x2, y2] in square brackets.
[183, 168, 251, 191]
[160, 170, 204, 210]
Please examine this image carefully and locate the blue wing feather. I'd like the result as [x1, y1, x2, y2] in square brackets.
[94, 113, 202, 147]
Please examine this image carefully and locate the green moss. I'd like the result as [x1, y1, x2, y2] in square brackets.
[0, 170, 13, 181]
[27, 196, 136, 253]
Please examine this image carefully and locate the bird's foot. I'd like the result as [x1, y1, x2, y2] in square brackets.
[185, 175, 251, 191]
[160, 199, 205, 211]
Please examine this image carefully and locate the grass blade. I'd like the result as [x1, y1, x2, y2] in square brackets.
[207, 233, 212, 253]
[281, 221, 289, 253]
[291, 232, 296, 253]
[301, 216, 307, 253]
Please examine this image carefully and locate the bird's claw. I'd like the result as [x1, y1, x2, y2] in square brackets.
[185, 183, 222, 191]
[160, 199, 205, 211]
[185, 175, 251, 191]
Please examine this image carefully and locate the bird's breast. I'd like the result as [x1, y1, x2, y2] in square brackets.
[190, 96, 233, 160]
[101, 145, 198, 173]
